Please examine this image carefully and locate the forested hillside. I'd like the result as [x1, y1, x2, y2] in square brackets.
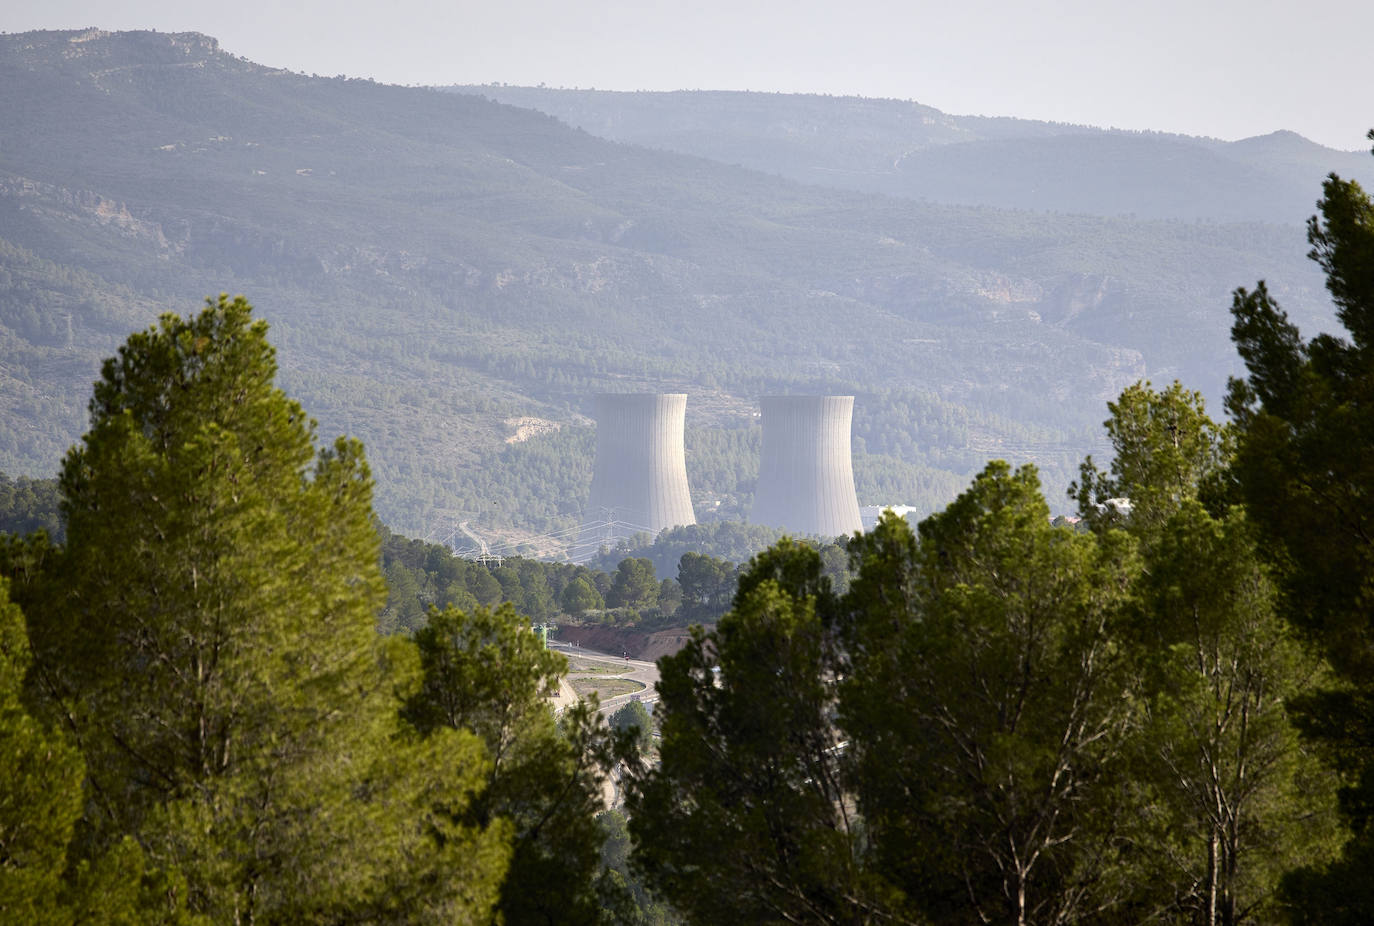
[0, 29, 1337, 550]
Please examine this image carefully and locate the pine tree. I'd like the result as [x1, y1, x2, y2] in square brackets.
[0, 577, 83, 923]
[1226, 135, 1374, 924]
[0, 578, 160, 924]
[404, 602, 625, 925]
[1077, 383, 1340, 924]
[842, 464, 1140, 925]
[628, 541, 881, 925]
[19, 296, 507, 922]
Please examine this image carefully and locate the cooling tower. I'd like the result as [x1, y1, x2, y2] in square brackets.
[573, 394, 695, 561]
[751, 395, 863, 537]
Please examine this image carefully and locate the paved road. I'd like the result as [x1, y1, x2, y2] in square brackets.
[457, 520, 489, 556]
[549, 640, 660, 716]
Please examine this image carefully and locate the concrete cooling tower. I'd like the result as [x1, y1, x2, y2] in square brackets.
[751, 395, 863, 537]
[572, 394, 695, 561]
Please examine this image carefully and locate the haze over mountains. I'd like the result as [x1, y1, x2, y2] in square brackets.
[448, 86, 1374, 225]
[0, 28, 1356, 544]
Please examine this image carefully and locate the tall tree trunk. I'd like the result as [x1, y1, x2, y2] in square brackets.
[1207, 830, 1219, 926]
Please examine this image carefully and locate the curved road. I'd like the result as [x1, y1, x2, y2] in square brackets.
[457, 520, 490, 556]
[548, 640, 660, 716]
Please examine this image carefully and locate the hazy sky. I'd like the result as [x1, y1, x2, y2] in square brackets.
[5, 0, 1372, 151]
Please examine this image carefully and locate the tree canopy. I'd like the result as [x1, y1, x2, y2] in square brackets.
[8, 296, 510, 923]
[1226, 133, 1374, 924]
[843, 464, 1139, 925]
[404, 602, 633, 925]
[1078, 381, 1339, 924]
[628, 540, 879, 925]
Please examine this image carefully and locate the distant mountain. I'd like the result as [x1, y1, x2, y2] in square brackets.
[446, 87, 1374, 224]
[0, 30, 1340, 544]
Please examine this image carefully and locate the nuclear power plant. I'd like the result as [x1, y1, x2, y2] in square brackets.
[572, 393, 696, 561]
[563, 392, 863, 562]
[750, 395, 863, 537]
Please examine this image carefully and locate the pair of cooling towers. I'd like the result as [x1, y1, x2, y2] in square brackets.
[573, 393, 862, 561]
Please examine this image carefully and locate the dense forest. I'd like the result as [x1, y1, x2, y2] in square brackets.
[378, 524, 748, 634]
[0, 474, 756, 635]
[0, 472, 61, 541]
[2, 135, 1373, 925]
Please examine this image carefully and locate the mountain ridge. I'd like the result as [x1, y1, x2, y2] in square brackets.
[0, 29, 1340, 544]
[445, 85, 1374, 224]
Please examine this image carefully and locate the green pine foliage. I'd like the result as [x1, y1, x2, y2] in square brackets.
[606, 559, 660, 611]
[596, 809, 682, 925]
[1225, 133, 1374, 924]
[1075, 382, 1340, 922]
[674, 551, 738, 623]
[0, 473, 61, 541]
[561, 575, 605, 617]
[0, 577, 84, 923]
[629, 391, 1344, 925]
[842, 466, 1140, 924]
[403, 603, 633, 925]
[584, 521, 785, 578]
[609, 700, 653, 756]
[0, 582, 176, 924]
[377, 527, 639, 632]
[628, 540, 882, 924]
[11, 297, 510, 922]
